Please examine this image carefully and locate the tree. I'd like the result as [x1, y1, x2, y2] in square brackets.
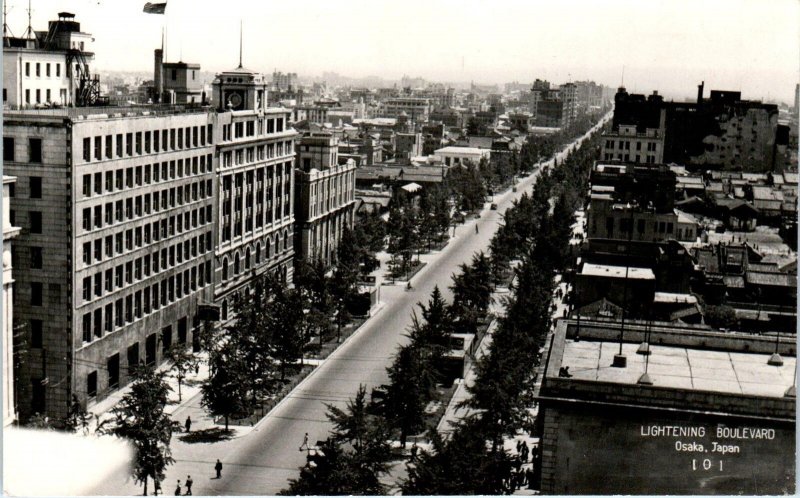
[381, 344, 427, 448]
[265, 277, 309, 380]
[704, 304, 738, 330]
[165, 345, 199, 402]
[330, 262, 358, 342]
[201, 341, 252, 432]
[102, 365, 180, 496]
[283, 386, 393, 495]
[450, 252, 494, 334]
[401, 416, 512, 495]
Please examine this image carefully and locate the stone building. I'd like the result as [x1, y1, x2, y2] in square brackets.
[4, 106, 217, 423]
[294, 133, 356, 263]
[212, 65, 298, 322]
[3, 176, 21, 426]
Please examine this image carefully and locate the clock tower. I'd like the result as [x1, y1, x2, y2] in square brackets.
[212, 64, 268, 112]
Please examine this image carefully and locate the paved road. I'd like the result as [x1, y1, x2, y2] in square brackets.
[94, 114, 610, 497]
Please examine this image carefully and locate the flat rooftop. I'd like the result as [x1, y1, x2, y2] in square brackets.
[580, 263, 655, 280]
[561, 339, 795, 398]
[434, 146, 487, 155]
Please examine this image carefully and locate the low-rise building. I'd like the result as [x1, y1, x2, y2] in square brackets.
[536, 318, 796, 495]
[433, 146, 490, 167]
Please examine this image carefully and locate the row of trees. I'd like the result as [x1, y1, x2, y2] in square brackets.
[281, 250, 498, 495]
[402, 118, 607, 494]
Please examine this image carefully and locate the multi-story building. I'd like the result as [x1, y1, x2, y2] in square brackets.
[601, 116, 665, 164]
[559, 82, 577, 129]
[4, 106, 217, 423]
[271, 71, 298, 91]
[378, 97, 431, 122]
[3, 176, 21, 427]
[291, 105, 329, 125]
[212, 65, 298, 321]
[294, 133, 357, 263]
[161, 61, 203, 104]
[3, 12, 97, 108]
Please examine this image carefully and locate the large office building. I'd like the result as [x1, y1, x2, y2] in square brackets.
[212, 65, 298, 321]
[4, 106, 217, 422]
[294, 133, 356, 263]
[536, 318, 795, 495]
[378, 97, 431, 122]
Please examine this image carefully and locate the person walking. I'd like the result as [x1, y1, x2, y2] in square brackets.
[299, 432, 309, 451]
[410, 442, 418, 461]
[184, 416, 192, 433]
[184, 476, 193, 496]
[174, 480, 181, 496]
[475, 224, 479, 234]
[214, 459, 223, 479]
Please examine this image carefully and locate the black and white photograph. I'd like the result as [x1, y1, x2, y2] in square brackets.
[1, 0, 797, 495]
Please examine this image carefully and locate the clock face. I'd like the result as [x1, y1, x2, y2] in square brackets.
[226, 90, 244, 110]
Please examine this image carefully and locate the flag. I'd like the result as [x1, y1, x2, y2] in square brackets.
[143, 2, 167, 14]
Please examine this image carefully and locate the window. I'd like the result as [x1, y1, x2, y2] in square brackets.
[3, 137, 14, 162]
[56, 63, 60, 77]
[82, 175, 91, 197]
[87, 371, 98, 398]
[30, 211, 42, 233]
[35, 62, 40, 77]
[105, 304, 113, 332]
[94, 136, 102, 160]
[82, 208, 91, 231]
[30, 320, 43, 348]
[29, 177, 42, 199]
[105, 135, 113, 159]
[25, 62, 30, 76]
[31, 282, 43, 306]
[126, 133, 133, 156]
[30, 247, 43, 269]
[83, 277, 91, 301]
[116, 134, 123, 157]
[83, 313, 92, 343]
[29, 138, 42, 163]
[108, 354, 120, 389]
[25, 89, 30, 104]
[135, 132, 142, 154]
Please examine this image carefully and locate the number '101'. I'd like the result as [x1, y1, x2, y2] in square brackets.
[693, 459, 723, 471]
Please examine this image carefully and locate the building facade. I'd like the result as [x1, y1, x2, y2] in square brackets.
[3, 13, 96, 109]
[601, 120, 665, 164]
[212, 66, 298, 322]
[3, 176, 21, 426]
[294, 133, 357, 263]
[4, 106, 217, 422]
[378, 97, 431, 122]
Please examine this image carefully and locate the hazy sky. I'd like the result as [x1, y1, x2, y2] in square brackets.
[7, 0, 800, 102]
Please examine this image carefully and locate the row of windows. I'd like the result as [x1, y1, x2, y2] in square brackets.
[81, 232, 212, 305]
[22, 88, 66, 106]
[81, 207, 213, 267]
[3, 137, 42, 163]
[602, 153, 657, 164]
[220, 141, 293, 168]
[81, 264, 211, 343]
[82, 126, 212, 163]
[220, 116, 285, 142]
[220, 164, 293, 242]
[604, 139, 659, 152]
[220, 233, 290, 282]
[24, 61, 62, 78]
[82, 155, 212, 198]
[81, 180, 213, 233]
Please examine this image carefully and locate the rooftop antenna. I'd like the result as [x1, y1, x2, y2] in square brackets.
[3, 2, 16, 41]
[621, 65, 625, 87]
[23, 0, 34, 40]
[238, 19, 243, 68]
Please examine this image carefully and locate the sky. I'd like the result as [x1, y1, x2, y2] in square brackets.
[6, 0, 800, 102]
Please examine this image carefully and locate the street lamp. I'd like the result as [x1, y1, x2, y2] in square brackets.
[613, 202, 635, 368]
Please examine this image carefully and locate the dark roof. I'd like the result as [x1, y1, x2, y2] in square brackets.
[746, 272, 796, 288]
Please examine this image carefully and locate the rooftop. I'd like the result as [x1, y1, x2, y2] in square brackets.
[559, 338, 795, 398]
[580, 263, 655, 280]
[434, 146, 488, 155]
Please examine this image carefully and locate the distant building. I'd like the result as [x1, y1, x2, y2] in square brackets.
[294, 133, 356, 263]
[535, 99, 563, 128]
[271, 71, 298, 91]
[160, 60, 203, 104]
[3, 176, 21, 427]
[434, 146, 490, 167]
[3, 12, 97, 108]
[601, 114, 665, 164]
[536, 318, 795, 495]
[379, 97, 431, 122]
[559, 82, 577, 128]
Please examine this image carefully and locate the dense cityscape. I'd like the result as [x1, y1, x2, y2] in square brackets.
[1, 1, 798, 496]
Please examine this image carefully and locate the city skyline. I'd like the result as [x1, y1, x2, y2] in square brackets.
[5, 0, 799, 103]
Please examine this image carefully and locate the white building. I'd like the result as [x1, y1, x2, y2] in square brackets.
[434, 146, 491, 167]
[3, 12, 96, 108]
[3, 176, 21, 426]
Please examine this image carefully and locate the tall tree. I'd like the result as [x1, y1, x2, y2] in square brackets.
[201, 341, 252, 431]
[102, 365, 180, 496]
[165, 345, 199, 402]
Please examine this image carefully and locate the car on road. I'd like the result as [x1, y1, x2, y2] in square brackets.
[490, 203, 498, 210]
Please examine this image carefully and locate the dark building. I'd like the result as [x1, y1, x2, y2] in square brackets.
[536, 318, 796, 495]
[611, 84, 787, 172]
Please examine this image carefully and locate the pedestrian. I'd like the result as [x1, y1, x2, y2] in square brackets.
[154, 480, 161, 496]
[174, 480, 181, 496]
[410, 442, 418, 461]
[299, 432, 309, 451]
[214, 459, 223, 479]
[184, 476, 193, 496]
[184, 416, 192, 433]
[195, 363, 200, 375]
[521, 441, 529, 462]
[516, 440, 522, 453]
[475, 224, 479, 234]
[527, 468, 535, 489]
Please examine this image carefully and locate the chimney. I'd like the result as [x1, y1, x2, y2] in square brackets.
[697, 81, 704, 105]
[154, 49, 163, 104]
